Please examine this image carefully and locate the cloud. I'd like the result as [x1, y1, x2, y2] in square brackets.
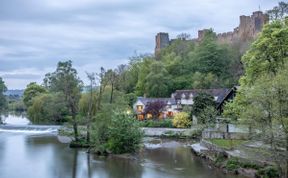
[0, 0, 277, 89]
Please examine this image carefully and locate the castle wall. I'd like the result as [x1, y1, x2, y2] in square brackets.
[154, 11, 268, 55]
[215, 11, 268, 44]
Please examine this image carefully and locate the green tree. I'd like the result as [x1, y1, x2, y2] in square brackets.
[224, 17, 288, 177]
[105, 69, 118, 104]
[0, 77, 7, 112]
[44, 60, 83, 141]
[197, 106, 218, 126]
[107, 112, 143, 154]
[23, 82, 47, 108]
[240, 20, 288, 86]
[266, 2, 288, 21]
[192, 92, 216, 124]
[135, 56, 153, 96]
[191, 30, 231, 78]
[28, 93, 68, 123]
[79, 72, 97, 143]
[145, 61, 170, 97]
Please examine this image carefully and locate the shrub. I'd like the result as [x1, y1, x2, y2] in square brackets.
[139, 119, 173, 128]
[172, 112, 191, 128]
[256, 166, 280, 178]
[226, 158, 240, 171]
[107, 112, 143, 154]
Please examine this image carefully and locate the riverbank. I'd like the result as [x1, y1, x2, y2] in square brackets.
[141, 127, 202, 138]
[191, 139, 282, 178]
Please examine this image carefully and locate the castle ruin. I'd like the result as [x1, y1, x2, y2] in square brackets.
[155, 11, 269, 54]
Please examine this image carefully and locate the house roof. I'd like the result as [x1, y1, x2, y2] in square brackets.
[136, 97, 177, 105]
[172, 88, 230, 103]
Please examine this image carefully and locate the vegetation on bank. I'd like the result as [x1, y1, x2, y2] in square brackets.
[224, 157, 280, 178]
[223, 3, 288, 176]
[0, 78, 7, 113]
[138, 119, 173, 128]
[207, 139, 246, 150]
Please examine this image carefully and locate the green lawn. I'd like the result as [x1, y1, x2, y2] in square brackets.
[207, 139, 246, 149]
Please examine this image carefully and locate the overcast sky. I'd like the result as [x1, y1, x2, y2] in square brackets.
[0, 0, 277, 89]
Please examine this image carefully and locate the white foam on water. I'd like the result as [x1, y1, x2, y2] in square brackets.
[0, 128, 58, 134]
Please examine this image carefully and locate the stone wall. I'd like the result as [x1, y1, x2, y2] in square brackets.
[202, 130, 249, 140]
[155, 32, 170, 55]
[155, 11, 269, 55]
[215, 11, 268, 44]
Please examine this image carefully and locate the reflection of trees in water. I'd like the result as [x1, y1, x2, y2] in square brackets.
[72, 150, 78, 178]
[104, 156, 143, 178]
[8, 111, 26, 117]
[87, 154, 92, 178]
[144, 147, 207, 176]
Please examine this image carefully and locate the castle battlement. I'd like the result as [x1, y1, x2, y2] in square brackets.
[155, 11, 269, 55]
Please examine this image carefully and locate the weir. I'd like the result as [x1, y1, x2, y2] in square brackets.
[0, 125, 61, 134]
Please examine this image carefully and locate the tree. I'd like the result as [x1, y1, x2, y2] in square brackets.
[0, 77, 7, 112]
[105, 69, 118, 104]
[176, 33, 191, 40]
[145, 61, 170, 97]
[28, 93, 68, 123]
[144, 100, 166, 119]
[224, 17, 288, 177]
[192, 93, 216, 119]
[82, 72, 97, 143]
[96, 67, 109, 111]
[23, 82, 47, 108]
[266, 2, 288, 21]
[197, 106, 218, 126]
[190, 29, 232, 80]
[107, 112, 143, 154]
[240, 20, 288, 86]
[44, 60, 83, 141]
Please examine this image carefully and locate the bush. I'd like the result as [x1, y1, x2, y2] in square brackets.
[226, 158, 240, 171]
[107, 113, 143, 154]
[256, 166, 280, 178]
[172, 112, 191, 128]
[139, 119, 173, 128]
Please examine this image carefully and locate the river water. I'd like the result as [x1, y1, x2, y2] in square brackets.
[0, 114, 243, 178]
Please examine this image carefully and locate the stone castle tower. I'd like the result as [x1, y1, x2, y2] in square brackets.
[154, 11, 269, 54]
[155, 32, 170, 55]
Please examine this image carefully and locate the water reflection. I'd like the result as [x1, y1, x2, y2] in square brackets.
[1, 112, 30, 125]
[0, 115, 244, 178]
[0, 133, 244, 178]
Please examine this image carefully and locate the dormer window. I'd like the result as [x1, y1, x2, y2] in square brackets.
[181, 93, 186, 99]
[171, 93, 175, 98]
[189, 93, 193, 98]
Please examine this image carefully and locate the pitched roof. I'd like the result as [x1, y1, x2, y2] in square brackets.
[172, 88, 230, 103]
[137, 97, 177, 105]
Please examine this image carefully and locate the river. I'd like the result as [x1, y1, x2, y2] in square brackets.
[0, 114, 244, 178]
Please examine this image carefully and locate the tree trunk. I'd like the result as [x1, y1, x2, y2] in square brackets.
[268, 112, 274, 148]
[86, 121, 90, 143]
[286, 134, 288, 178]
[72, 149, 78, 178]
[86, 82, 93, 143]
[110, 82, 114, 104]
[72, 113, 78, 142]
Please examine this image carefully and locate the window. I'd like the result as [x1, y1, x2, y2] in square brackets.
[167, 111, 173, 117]
[137, 114, 144, 120]
[137, 105, 143, 112]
